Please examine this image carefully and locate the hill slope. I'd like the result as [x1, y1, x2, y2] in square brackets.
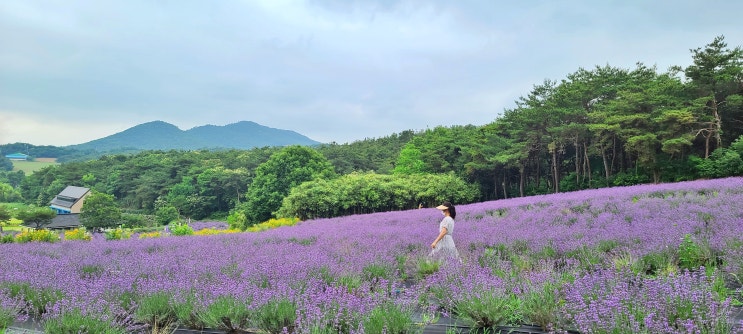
[67, 121, 321, 152]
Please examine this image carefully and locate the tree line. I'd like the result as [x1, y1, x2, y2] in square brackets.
[0, 36, 741, 228]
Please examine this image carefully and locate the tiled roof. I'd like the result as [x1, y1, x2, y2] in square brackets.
[49, 186, 90, 208]
[57, 186, 90, 199]
[22, 214, 81, 230]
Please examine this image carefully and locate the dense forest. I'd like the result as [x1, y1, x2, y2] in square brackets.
[1, 36, 742, 227]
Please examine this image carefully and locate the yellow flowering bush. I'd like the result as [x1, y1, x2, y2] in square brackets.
[193, 228, 242, 236]
[15, 229, 61, 243]
[64, 228, 92, 241]
[139, 231, 163, 239]
[247, 217, 300, 232]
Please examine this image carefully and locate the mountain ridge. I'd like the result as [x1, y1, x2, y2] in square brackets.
[66, 120, 321, 152]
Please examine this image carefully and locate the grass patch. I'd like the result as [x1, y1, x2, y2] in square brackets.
[0, 203, 30, 232]
[11, 159, 58, 174]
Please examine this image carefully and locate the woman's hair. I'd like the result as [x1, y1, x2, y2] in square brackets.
[441, 201, 456, 219]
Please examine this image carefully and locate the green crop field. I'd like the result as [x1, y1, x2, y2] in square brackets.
[11, 158, 58, 174]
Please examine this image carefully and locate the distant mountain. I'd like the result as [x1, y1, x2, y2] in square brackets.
[67, 121, 321, 152]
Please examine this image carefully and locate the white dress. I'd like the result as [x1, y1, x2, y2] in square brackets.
[430, 216, 459, 260]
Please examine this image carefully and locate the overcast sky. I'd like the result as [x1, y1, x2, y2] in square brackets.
[1, 0, 742, 146]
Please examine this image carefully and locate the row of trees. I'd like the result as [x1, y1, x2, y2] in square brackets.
[0, 36, 741, 228]
[390, 36, 743, 199]
[277, 172, 479, 220]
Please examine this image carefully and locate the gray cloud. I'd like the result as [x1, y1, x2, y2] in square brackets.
[1, 0, 742, 145]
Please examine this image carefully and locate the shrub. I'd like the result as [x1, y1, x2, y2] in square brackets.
[0, 233, 14, 243]
[362, 302, 414, 334]
[196, 296, 251, 332]
[169, 223, 194, 236]
[415, 258, 440, 279]
[44, 309, 128, 334]
[254, 298, 297, 334]
[15, 229, 60, 243]
[632, 250, 677, 276]
[226, 210, 247, 231]
[361, 263, 392, 285]
[120, 213, 157, 228]
[171, 294, 206, 330]
[134, 292, 177, 331]
[0, 282, 64, 316]
[247, 217, 300, 232]
[193, 228, 241, 236]
[64, 228, 92, 241]
[678, 234, 713, 271]
[138, 231, 163, 239]
[520, 281, 563, 331]
[105, 227, 132, 240]
[0, 293, 27, 330]
[454, 290, 523, 328]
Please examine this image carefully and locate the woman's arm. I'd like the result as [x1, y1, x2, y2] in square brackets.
[431, 227, 448, 249]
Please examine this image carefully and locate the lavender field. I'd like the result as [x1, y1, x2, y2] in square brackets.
[2, 177, 743, 333]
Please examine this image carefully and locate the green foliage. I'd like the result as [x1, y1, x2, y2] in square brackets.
[0, 282, 64, 316]
[227, 210, 247, 230]
[415, 258, 440, 279]
[104, 227, 132, 241]
[611, 172, 650, 187]
[243, 146, 336, 225]
[120, 213, 157, 228]
[361, 263, 392, 284]
[20, 149, 270, 218]
[171, 294, 206, 330]
[693, 139, 743, 178]
[0, 294, 23, 329]
[632, 250, 677, 276]
[393, 143, 428, 175]
[197, 296, 251, 332]
[316, 130, 414, 174]
[0, 205, 11, 224]
[254, 298, 297, 334]
[521, 281, 563, 330]
[454, 290, 523, 328]
[134, 292, 177, 330]
[81, 191, 122, 230]
[0, 183, 22, 202]
[247, 217, 300, 232]
[0, 155, 13, 171]
[678, 234, 713, 271]
[277, 172, 479, 220]
[169, 223, 194, 236]
[362, 302, 414, 334]
[43, 309, 128, 334]
[16, 206, 56, 230]
[0, 234, 14, 243]
[15, 229, 60, 243]
[155, 205, 180, 225]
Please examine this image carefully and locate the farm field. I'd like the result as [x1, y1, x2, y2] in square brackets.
[10, 158, 57, 175]
[1, 177, 743, 333]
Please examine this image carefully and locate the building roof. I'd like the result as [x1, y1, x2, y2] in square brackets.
[50, 186, 90, 209]
[5, 153, 28, 159]
[22, 214, 82, 230]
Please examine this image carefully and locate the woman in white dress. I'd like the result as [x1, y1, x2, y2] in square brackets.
[430, 201, 460, 260]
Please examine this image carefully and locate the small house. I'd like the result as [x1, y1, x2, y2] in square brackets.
[4, 153, 29, 160]
[49, 186, 91, 214]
